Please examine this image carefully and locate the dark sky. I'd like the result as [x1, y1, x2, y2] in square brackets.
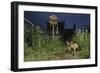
[24, 11, 90, 31]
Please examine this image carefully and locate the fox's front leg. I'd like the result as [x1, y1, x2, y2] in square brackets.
[73, 48, 76, 56]
[66, 47, 71, 54]
[68, 47, 70, 51]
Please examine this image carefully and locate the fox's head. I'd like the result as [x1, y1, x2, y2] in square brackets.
[66, 41, 73, 46]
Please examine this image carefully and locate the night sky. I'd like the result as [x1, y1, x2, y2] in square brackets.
[24, 11, 90, 31]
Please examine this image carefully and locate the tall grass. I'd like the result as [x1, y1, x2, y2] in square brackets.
[24, 26, 66, 61]
[73, 30, 90, 58]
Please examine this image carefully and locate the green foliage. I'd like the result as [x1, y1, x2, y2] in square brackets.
[45, 37, 66, 52]
[73, 31, 90, 58]
[32, 26, 43, 50]
[24, 26, 67, 61]
[24, 24, 90, 61]
[24, 22, 32, 46]
[31, 26, 65, 51]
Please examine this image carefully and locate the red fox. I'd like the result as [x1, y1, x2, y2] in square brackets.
[66, 41, 79, 56]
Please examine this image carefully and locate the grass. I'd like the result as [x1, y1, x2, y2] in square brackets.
[24, 26, 90, 61]
[24, 36, 67, 61]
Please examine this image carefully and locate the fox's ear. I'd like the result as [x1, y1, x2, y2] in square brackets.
[66, 41, 69, 44]
[70, 41, 73, 44]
